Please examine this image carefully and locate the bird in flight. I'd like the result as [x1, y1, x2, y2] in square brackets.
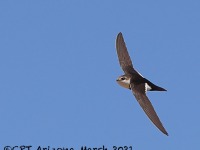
[116, 32, 168, 136]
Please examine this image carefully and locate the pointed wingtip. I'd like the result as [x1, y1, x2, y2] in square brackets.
[159, 126, 168, 136]
[160, 125, 168, 136]
[117, 32, 122, 36]
[116, 32, 124, 43]
[164, 132, 169, 136]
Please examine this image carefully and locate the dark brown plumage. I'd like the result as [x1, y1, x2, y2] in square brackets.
[131, 82, 168, 135]
[116, 32, 168, 136]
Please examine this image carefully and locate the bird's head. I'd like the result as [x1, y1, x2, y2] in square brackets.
[116, 75, 131, 89]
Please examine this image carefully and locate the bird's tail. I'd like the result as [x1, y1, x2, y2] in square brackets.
[145, 79, 167, 91]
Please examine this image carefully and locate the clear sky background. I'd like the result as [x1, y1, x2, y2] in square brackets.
[0, 1, 200, 150]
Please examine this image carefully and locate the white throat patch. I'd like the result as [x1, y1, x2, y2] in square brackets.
[117, 78, 131, 89]
[122, 78, 131, 84]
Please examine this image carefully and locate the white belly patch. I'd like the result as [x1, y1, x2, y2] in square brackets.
[145, 83, 152, 92]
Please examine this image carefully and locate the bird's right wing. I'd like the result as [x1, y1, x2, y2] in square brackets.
[131, 83, 168, 136]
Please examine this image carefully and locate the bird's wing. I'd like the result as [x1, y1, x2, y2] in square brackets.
[116, 32, 143, 78]
[116, 32, 134, 74]
[131, 82, 168, 136]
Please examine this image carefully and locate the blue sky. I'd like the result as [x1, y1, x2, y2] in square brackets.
[0, 1, 200, 149]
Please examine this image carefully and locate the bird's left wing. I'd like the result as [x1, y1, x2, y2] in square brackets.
[116, 32, 143, 78]
[116, 32, 134, 74]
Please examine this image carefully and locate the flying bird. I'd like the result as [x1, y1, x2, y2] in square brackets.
[116, 32, 168, 136]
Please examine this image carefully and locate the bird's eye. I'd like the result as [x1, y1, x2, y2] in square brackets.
[121, 77, 125, 80]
